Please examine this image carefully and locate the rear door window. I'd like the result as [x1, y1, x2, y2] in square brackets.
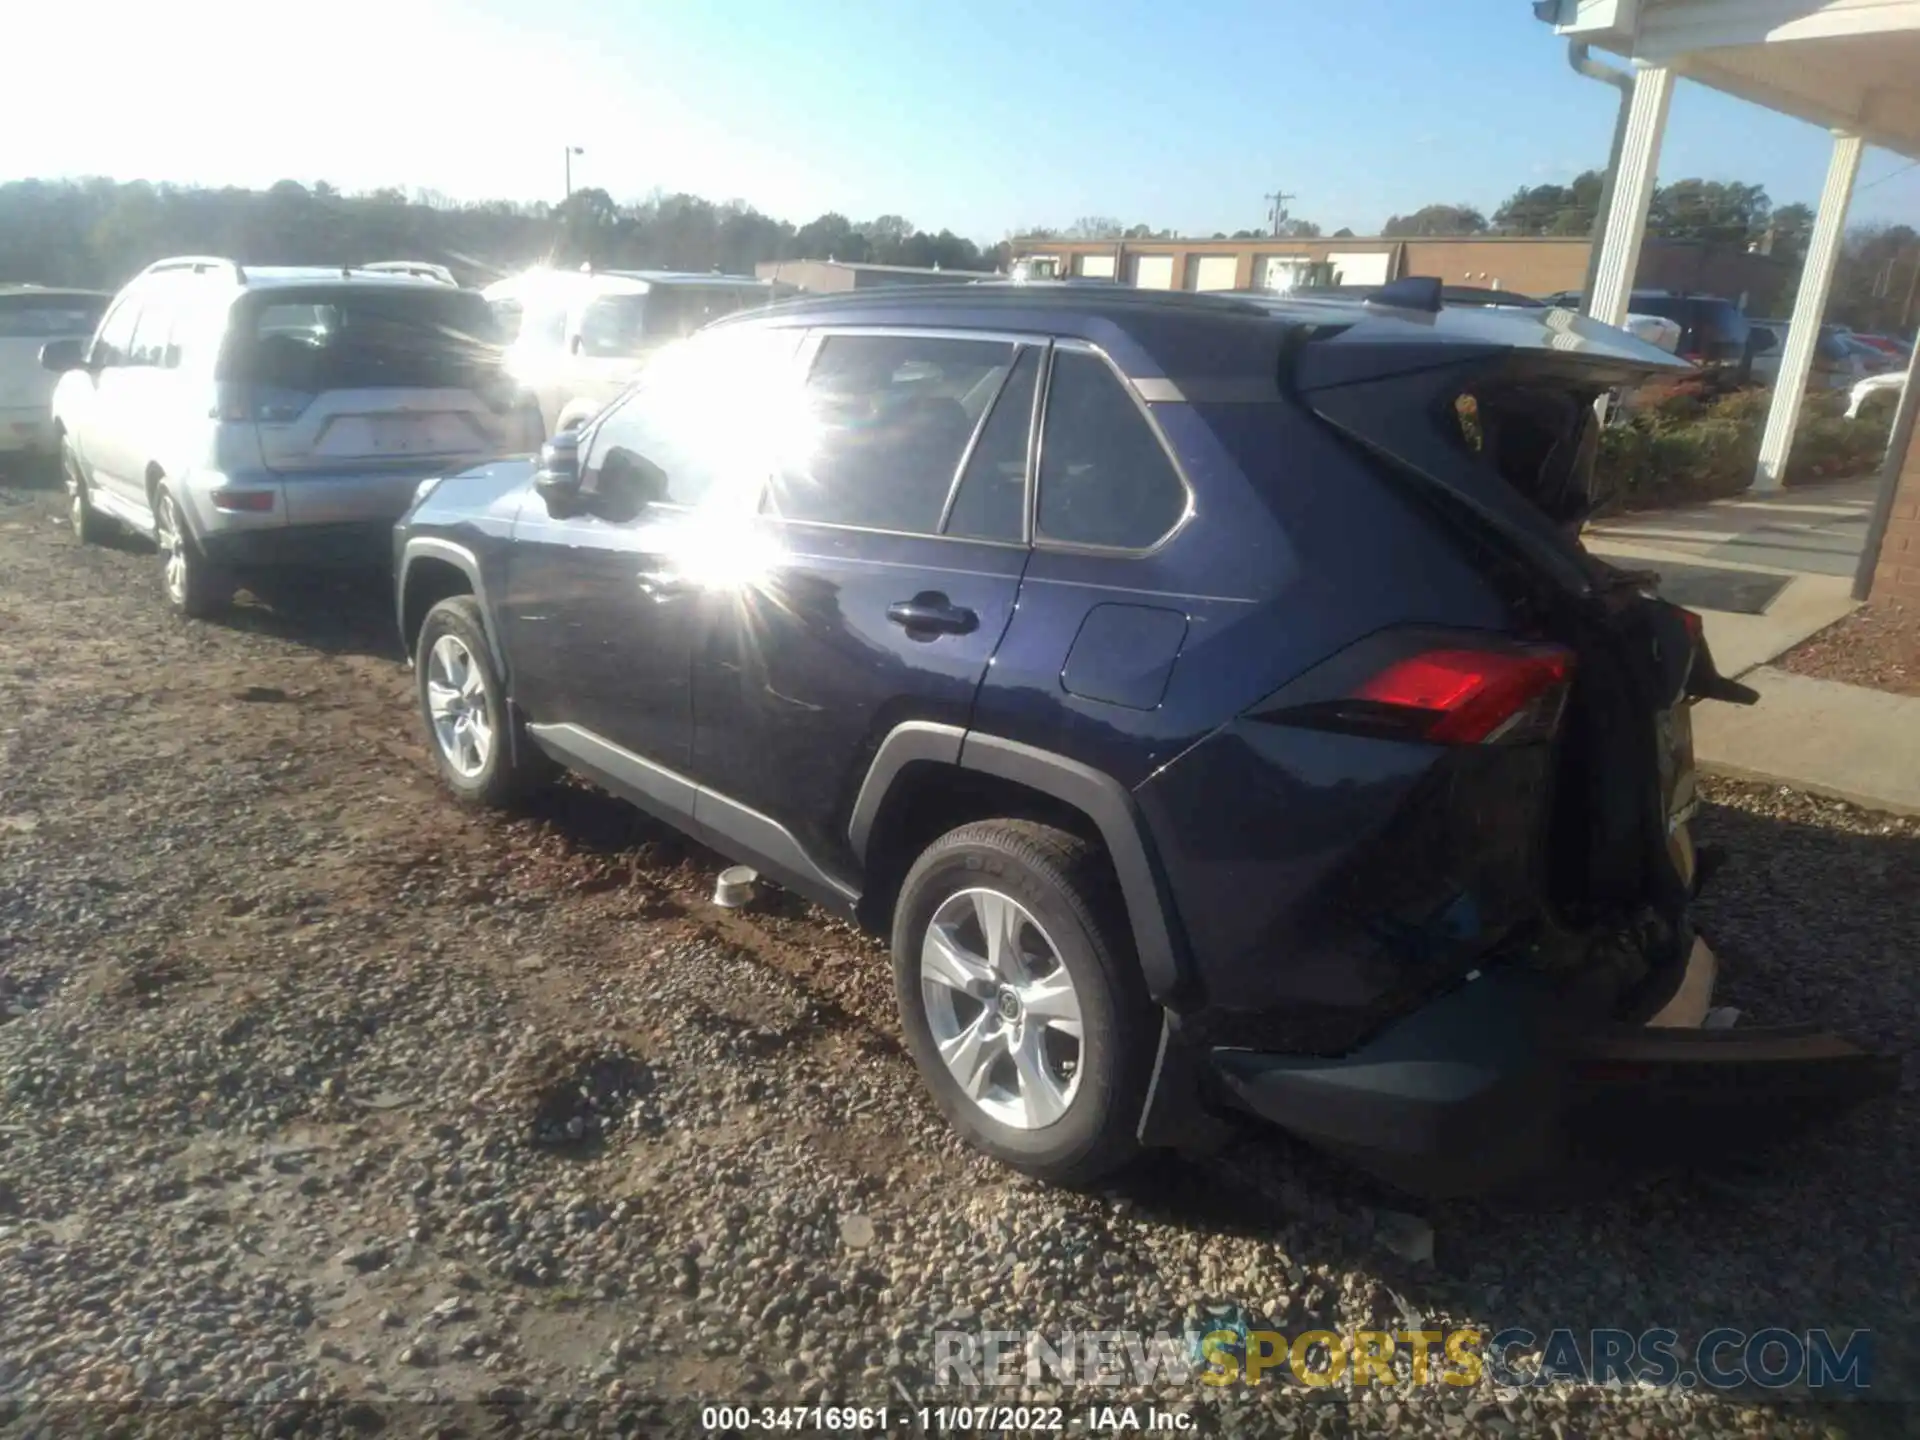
[226, 287, 501, 392]
[942, 345, 1038, 543]
[127, 304, 173, 368]
[90, 299, 140, 368]
[1036, 349, 1188, 550]
[767, 333, 1018, 535]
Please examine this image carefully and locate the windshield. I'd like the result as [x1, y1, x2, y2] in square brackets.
[222, 286, 502, 390]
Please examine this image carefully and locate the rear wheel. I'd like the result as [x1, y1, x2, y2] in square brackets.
[153, 484, 230, 619]
[891, 819, 1157, 1186]
[416, 595, 551, 808]
[64, 441, 109, 545]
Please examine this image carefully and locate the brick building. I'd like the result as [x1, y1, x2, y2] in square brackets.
[1013, 234, 1796, 312]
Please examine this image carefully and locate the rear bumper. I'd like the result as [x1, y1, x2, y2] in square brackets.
[199, 520, 393, 570]
[1207, 947, 1899, 1199]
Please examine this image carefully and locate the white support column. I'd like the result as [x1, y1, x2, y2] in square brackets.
[1590, 63, 1674, 328]
[1754, 131, 1864, 492]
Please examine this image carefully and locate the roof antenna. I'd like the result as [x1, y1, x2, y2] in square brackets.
[1366, 276, 1444, 313]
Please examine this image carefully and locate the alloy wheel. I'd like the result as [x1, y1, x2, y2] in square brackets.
[155, 494, 187, 605]
[425, 633, 494, 778]
[920, 887, 1084, 1130]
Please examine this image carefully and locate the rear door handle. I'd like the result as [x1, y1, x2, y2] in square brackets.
[886, 595, 978, 636]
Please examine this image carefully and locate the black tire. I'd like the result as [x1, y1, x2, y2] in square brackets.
[64, 440, 110, 545]
[152, 483, 230, 619]
[891, 819, 1157, 1186]
[415, 595, 550, 808]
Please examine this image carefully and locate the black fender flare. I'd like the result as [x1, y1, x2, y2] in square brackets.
[848, 723, 1192, 1005]
[396, 536, 507, 676]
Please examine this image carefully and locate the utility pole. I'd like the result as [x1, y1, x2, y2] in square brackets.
[564, 146, 584, 201]
[1264, 189, 1296, 239]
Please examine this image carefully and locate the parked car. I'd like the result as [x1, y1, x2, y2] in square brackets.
[483, 266, 790, 436]
[43, 257, 541, 617]
[1543, 289, 1750, 368]
[1745, 321, 1873, 389]
[1850, 332, 1912, 361]
[1847, 369, 1905, 419]
[0, 286, 108, 463]
[394, 285, 1895, 1196]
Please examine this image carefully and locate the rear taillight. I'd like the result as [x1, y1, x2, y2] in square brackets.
[1349, 645, 1576, 745]
[1677, 607, 1704, 644]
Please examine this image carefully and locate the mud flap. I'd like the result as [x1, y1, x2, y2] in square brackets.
[1567, 1026, 1901, 1171]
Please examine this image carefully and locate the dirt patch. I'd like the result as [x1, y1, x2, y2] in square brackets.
[1775, 598, 1920, 696]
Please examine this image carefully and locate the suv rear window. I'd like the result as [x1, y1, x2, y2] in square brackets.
[224, 287, 502, 391]
[0, 292, 107, 339]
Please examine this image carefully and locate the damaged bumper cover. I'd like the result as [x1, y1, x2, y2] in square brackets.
[1206, 947, 1900, 1199]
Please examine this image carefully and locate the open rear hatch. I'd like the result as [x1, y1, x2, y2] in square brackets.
[1232, 299, 1901, 1194]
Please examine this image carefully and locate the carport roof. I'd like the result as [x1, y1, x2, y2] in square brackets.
[1559, 0, 1920, 158]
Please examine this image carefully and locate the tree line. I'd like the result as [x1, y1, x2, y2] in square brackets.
[7, 173, 1917, 335]
[0, 178, 1014, 292]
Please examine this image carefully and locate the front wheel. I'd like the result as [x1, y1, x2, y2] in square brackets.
[891, 819, 1157, 1186]
[416, 595, 551, 808]
[153, 484, 229, 619]
[64, 441, 109, 545]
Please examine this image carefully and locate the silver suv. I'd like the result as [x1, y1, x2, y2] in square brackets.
[44, 257, 541, 617]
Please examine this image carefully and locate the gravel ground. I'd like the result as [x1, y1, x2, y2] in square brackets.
[0, 466, 1913, 1438]
[1777, 600, 1920, 698]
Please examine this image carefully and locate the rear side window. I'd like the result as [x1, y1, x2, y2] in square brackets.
[768, 333, 1016, 535]
[1036, 350, 1188, 550]
[225, 288, 501, 392]
[0, 293, 107, 339]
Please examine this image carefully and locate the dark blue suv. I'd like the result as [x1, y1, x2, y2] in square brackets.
[394, 283, 1894, 1197]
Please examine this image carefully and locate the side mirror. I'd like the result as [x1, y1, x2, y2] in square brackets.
[533, 432, 583, 507]
[40, 338, 87, 373]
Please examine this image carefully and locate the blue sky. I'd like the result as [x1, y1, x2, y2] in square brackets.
[8, 0, 1920, 240]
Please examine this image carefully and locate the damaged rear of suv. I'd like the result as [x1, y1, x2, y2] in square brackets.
[1148, 284, 1898, 1195]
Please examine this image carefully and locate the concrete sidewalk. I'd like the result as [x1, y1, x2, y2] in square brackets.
[1580, 479, 1920, 816]
[1583, 478, 1875, 679]
[1690, 667, 1920, 816]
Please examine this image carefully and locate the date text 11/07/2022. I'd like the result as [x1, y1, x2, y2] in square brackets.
[699, 1407, 1195, 1432]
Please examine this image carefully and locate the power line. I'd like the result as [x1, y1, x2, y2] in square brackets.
[1857, 158, 1920, 194]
